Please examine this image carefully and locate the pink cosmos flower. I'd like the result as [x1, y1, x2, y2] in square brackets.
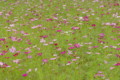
[116, 54, 120, 58]
[72, 59, 77, 61]
[74, 44, 81, 48]
[82, 16, 89, 21]
[50, 58, 56, 60]
[60, 51, 66, 54]
[27, 55, 32, 58]
[66, 61, 72, 65]
[71, 27, 80, 30]
[0, 38, 5, 41]
[56, 30, 62, 32]
[11, 37, 17, 41]
[99, 33, 105, 37]
[67, 50, 73, 54]
[0, 12, 2, 15]
[92, 46, 99, 48]
[46, 18, 53, 21]
[32, 24, 42, 29]
[22, 73, 28, 77]
[116, 48, 120, 50]
[26, 69, 32, 73]
[0, 62, 4, 66]
[91, 24, 96, 27]
[68, 47, 75, 49]
[30, 18, 38, 21]
[0, 53, 4, 55]
[13, 59, 20, 64]
[110, 67, 115, 70]
[37, 53, 42, 56]
[115, 26, 120, 28]
[40, 38, 46, 43]
[110, 23, 116, 26]
[114, 62, 120, 66]
[24, 51, 31, 54]
[40, 35, 48, 38]
[9, 46, 16, 53]
[42, 59, 48, 63]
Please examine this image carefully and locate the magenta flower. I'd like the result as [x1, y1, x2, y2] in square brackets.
[114, 26, 120, 28]
[37, 53, 42, 56]
[9, 46, 16, 53]
[116, 54, 120, 58]
[11, 37, 17, 41]
[99, 33, 105, 37]
[42, 59, 48, 63]
[68, 47, 75, 49]
[0, 38, 5, 41]
[24, 51, 31, 54]
[91, 24, 96, 27]
[92, 46, 99, 48]
[71, 27, 80, 30]
[40, 35, 48, 38]
[116, 48, 120, 50]
[46, 18, 53, 21]
[22, 73, 28, 77]
[60, 51, 66, 54]
[72, 59, 77, 61]
[56, 30, 62, 32]
[74, 44, 81, 48]
[114, 62, 120, 66]
[82, 16, 89, 21]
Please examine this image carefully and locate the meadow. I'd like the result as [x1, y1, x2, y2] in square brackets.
[0, 0, 120, 80]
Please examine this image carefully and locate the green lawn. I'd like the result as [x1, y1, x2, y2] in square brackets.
[0, 0, 120, 80]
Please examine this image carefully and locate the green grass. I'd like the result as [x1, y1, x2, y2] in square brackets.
[0, 0, 120, 80]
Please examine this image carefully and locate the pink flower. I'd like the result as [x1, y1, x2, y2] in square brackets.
[71, 27, 80, 30]
[91, 24, 96, 27]
[26, 69, 32, 73]
[0, 53, 4, 55]
[24, 51, 31, 54]
[27, 55, 32, 58]
[99, 33, 105, 37]
[68, 47, 75, 49]
[0, 12, 2, 15]
[40, 38, 46, 43]
[37, 53, 42, 56]
[32, 24, 42, 29]
[11, 37, 17, 41]
[72, 59, 77, 61]
[60, 51, 66, 54]
[0, 38, 5, 41]
[116, 54, 120, 58]
[92, 46, 99, 48]
[110, 67, 115, 70]
[46, 18, 53, 21]
[116, 48, 120, 50]
[9, 46, 16, 53]
[22, 73, 28, 77]
[13, 59, 20, 64]
[74, 44, 81, 48]
[42, 59, 48, 63]
[50, 58, 56, 60]
[114, 26, 120, 28]
[56, 30, 62, 32]
[40, 35, 48, 38]
[82, 16, 89, 21]
[114, 62, 120, 66]
[0, 62, 4, 66]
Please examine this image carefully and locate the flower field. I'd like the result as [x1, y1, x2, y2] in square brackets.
[0, 0, 120, 80]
